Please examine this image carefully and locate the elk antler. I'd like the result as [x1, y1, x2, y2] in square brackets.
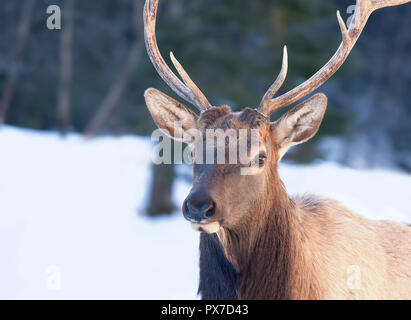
[258, 0, 411, 117]
[144, 0, 212, 111]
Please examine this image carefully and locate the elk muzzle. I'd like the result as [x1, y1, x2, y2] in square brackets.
[183, 191, 220, 233]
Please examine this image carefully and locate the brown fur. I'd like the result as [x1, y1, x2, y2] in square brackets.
[143, 0, 411, 299]
[202, 107, 411, 300]
[144, 90, 411, 300]
[218, 190, 411, 299]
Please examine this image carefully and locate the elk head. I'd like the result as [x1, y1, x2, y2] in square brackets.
[143, 0, 411, 233]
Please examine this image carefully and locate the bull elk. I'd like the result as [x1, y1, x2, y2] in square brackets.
[143, 0, 411, 299]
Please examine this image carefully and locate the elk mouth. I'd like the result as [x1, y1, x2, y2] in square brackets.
[191, 221, 221, 234]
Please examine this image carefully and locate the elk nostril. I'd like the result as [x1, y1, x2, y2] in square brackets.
[203, 202, 215, 219]
[185, 201, 196, 220]
[184, 194, 215, 222]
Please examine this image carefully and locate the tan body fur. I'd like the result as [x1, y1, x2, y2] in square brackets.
[290, 195, 411, 299]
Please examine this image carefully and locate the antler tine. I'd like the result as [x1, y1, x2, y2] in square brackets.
[258, 46, 288, 114]
[170, 52, 212, 110]
[258, 0, 411, 117]
[144, 0, 211, 111]
[372, 0, 411, 10]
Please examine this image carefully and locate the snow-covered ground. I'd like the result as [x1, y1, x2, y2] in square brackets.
[0, 126, 410, 299]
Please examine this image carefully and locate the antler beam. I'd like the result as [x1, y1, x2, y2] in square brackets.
[144, 0, 212, 111]
[258, 0, 411, 117]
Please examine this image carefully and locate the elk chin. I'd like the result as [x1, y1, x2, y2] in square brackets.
[191, 221, 221, 234]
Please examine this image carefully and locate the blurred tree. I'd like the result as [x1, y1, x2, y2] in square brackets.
[85, 0, 144, 139]
[328, 0, 411, 170]
[146, 163, 175, 216]
[57, 0, 74, 134]
[0, 0, 343, 134]
[0, 0, 409, 198]
[0, 0, 35, 124]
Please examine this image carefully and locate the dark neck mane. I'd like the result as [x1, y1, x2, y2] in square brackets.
[198, 175, 318, 300]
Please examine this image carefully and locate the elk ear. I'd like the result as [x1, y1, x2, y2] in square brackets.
[144, 88, 199, 143]
[271, 93, 327, 160]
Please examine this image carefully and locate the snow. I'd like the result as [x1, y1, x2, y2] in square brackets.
[0, 125, 410, 299]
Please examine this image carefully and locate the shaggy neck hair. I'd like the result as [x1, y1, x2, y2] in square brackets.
[198, 168, 320, 300]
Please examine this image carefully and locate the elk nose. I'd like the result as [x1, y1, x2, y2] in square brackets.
[184, 193, 215, 223]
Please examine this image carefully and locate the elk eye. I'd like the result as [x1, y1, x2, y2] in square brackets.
[258, 152, 267, 166]
[248, 152, 267, 168]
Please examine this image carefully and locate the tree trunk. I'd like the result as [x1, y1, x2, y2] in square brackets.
[146, 163, 176, 216]
[84, 0, 143, 139]
[0, 0, 35, 124]
[57, 0, 74, 134]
